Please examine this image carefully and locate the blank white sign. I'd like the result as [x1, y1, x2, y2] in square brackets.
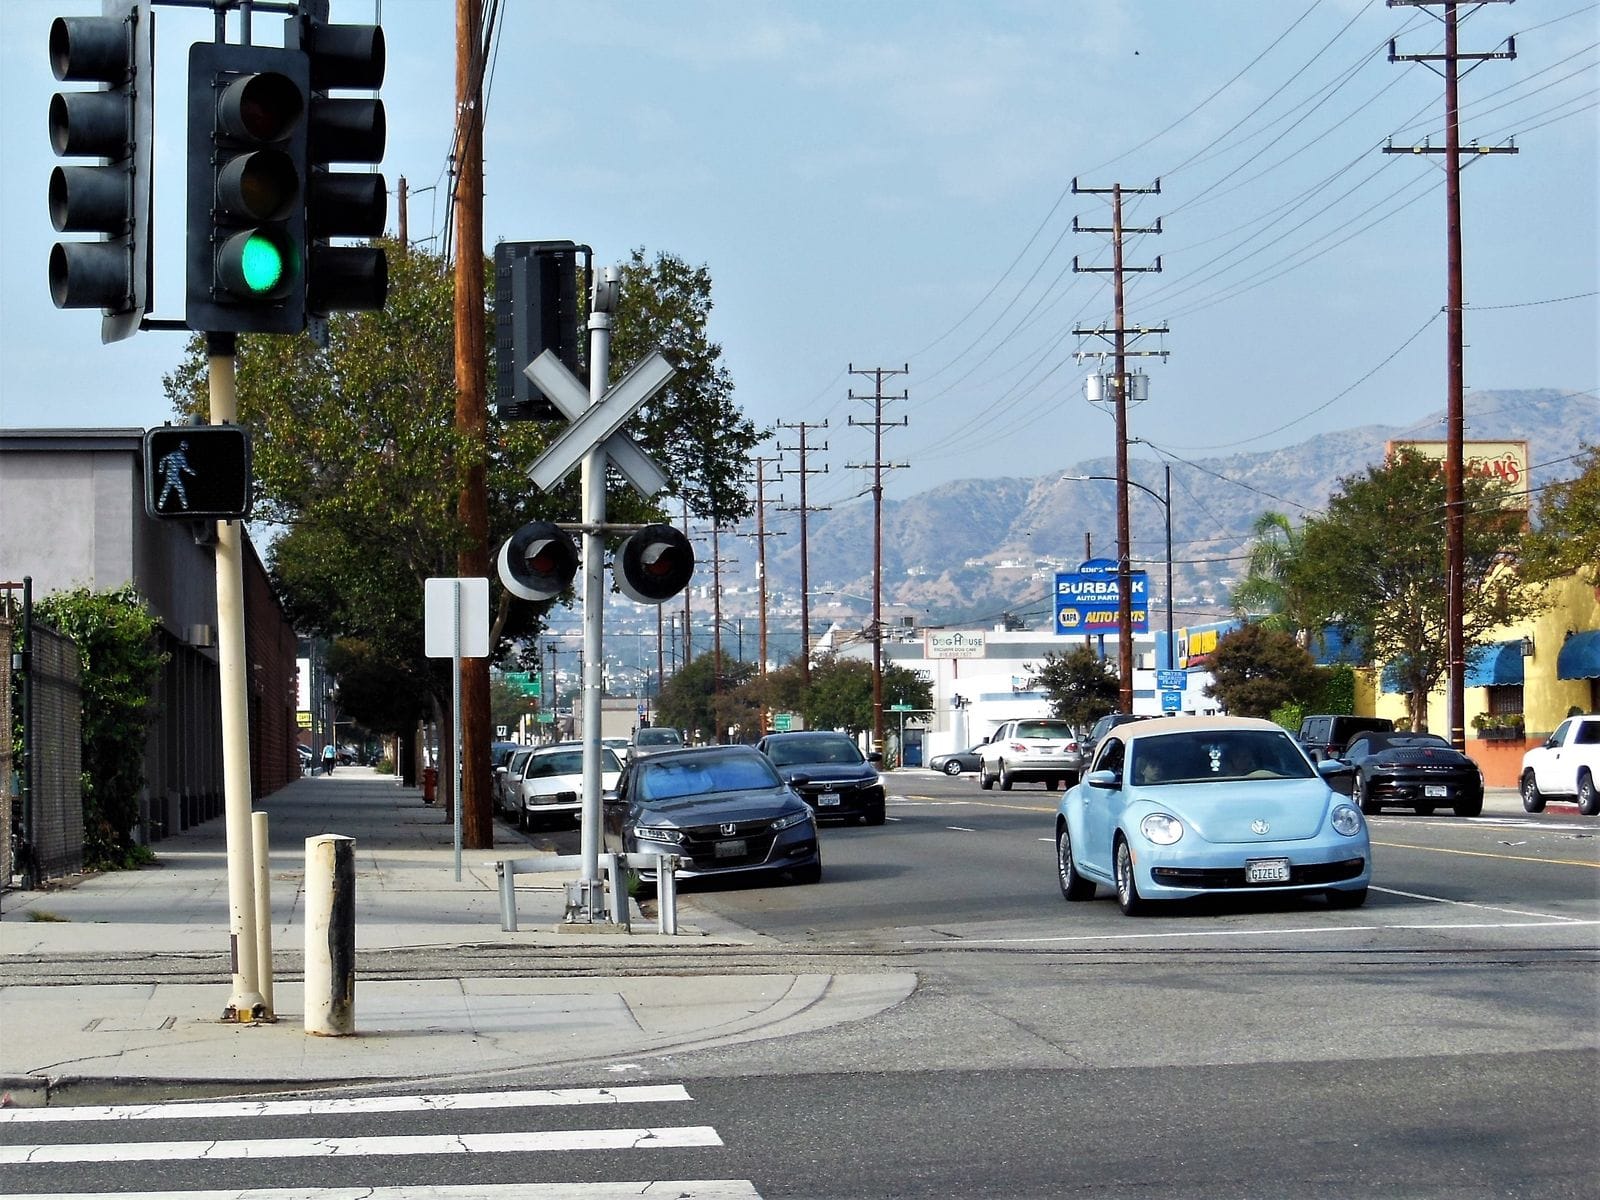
[424, 577, 490, 658]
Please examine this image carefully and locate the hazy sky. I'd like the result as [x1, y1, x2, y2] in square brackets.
[2, 0, 1595, 507]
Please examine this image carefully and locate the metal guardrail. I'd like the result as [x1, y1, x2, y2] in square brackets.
[491, 851, 681, 934]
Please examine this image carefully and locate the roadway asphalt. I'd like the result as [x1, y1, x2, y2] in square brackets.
[0, 767, 915, 1106]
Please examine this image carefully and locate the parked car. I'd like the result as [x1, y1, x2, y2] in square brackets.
[495, 746, 537, 816]
[1520, 713, 1600, 815]
[1054, 715, 1370, 915]
[490, 740, 523, 801]
[602, 736, 632, 766]
[515, 742, 622, 830]
[297, 744, 313, 775]
[977, 718, 1084, 791]
[1296, 714, 1395, 763]
[928, 744, 986, 776]
[630, 725, 685, 758]
[603, 744, 821, 891]
[1338, 731, 1484, 817]
[756, 730, 886, 825]
[1082, 712, 1153, 760]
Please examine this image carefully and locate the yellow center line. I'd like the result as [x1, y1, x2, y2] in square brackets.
[1372, 839, 1599, 869]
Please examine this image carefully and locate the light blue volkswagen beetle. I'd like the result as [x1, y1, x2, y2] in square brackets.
[1055, 716, 1371, 915]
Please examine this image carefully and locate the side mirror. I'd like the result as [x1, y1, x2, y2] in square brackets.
[1085, 768, 1120, 790]
[1317, 759, 1354, 778]
[866, 751, 883, 764]
[791, 773, 812, 787]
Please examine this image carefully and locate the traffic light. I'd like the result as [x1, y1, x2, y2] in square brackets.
[186, 42, 310, 334]
[614, 525, 695, 605]
[494, 241, 582, 420]
[143, 425, 253, 521]
[497, 521, 580, 602]
[47, 1, 154, 343]
[290, 10, 388, 317]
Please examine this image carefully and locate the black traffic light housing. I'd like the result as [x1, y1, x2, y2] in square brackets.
[498, 521, 580, 602]
[47, 0, 154, 343]
[287, 7, 388, 318]
[615, 524, 695, 605]
[494, 241, 584, 420]
[143, 424, 253, 521]
[186, 41, 310, 334]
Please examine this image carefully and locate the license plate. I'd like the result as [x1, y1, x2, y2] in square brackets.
[1425, 784, 1448, 798]
[817, 793, 841, 807]
[714, 838, 747, 858]
[1246, 858, 1291, 884]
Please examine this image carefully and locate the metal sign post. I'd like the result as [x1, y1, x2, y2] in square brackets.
[424, 577, 489, 880]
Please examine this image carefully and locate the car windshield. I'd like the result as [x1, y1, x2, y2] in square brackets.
[1360, 733, 1450, 753]
[1016, 721, 1073, 740]
[636, 752, 781, 802]
[635, 728, 681, 746]
[764, 735, 863, 767]
[527, 749, 620, 777]
[1129, 730, 1314, 785]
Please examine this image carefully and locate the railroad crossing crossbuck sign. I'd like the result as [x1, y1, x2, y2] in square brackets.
[523, 348, 674, 496]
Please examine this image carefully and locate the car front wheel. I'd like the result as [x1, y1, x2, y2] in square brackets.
[1113, 838, 1148, 916]
[1056, 824, 1095, 901]
[943, 759, 963, 776]
[1521, 770, 1546, 813]
[1327, 886, 1368, 908]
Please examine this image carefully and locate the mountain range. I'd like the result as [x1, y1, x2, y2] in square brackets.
[712, 387, 1591, 634]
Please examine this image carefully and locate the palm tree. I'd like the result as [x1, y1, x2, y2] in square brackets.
[1230, 511, 1309, 635]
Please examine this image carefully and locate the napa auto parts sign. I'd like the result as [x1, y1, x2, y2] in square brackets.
[1055, 559, 1149, 634]
[1387, 440, 1529, 509]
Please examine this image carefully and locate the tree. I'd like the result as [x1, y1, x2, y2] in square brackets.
[1028, 645, 1120, 728]
[1289, 448, 1537, 730]
[32, 586, 165, 868]
[1520, 443, 1599, 587]
[1230, 511, 1315, 634]
[1204, 622, 1326, 719]
[654, 652, 758, 742]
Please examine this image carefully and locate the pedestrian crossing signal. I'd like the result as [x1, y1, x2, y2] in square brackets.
[143, 425, 253, 520]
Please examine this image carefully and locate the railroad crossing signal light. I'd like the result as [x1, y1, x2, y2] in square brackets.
[289, 12, 389, 316]
[186, 42, 310, 334]
[615, 525, 695, 605]
[497, 521, 580, 602]
[143, 425, 253, 521]
[47, 1, 154, 343]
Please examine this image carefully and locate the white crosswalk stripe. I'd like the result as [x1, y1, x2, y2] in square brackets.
[0, 1085, 761, 1198]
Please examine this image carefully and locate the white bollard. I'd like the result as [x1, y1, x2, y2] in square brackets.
[252, 811, 274, 1016]
[304, 834, 356, 1036]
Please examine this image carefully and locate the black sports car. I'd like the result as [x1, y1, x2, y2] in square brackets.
[756, 730, 887, 825]
[929, 744, 985, 776]
[1338, 731, 1485, 817]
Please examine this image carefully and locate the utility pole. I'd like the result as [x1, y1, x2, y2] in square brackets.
[776, 420, 830, 685]
[397, 175, 407, 253]
[695, 523, 738, 742]
[1386, 0, 1516, 751]
[848, 365, 910, 756]
[739, 454, 786, 710]
[1072, 179, 1166, 712]
[452, 0, 492, 846]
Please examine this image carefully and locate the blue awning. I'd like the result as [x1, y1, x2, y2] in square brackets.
[1557, 629, 1600, 680]
[1464, 640, 1525, 688]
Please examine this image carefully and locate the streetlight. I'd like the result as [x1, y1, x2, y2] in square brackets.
[1066, 463, 1174, 674]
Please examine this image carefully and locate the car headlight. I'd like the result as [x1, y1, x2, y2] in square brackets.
[1140, 813, 1184, 845]
[1330, 804, 1363, 837]
[632, 825, 684, 844]
[770, 810, 813, 832]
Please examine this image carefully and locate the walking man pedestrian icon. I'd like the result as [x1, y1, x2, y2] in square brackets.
[157, 439, 195, 510]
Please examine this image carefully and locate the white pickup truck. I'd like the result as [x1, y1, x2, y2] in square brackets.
[1519, 714, 1600, 816]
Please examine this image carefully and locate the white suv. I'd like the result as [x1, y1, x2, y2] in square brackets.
[978, 719, 1084, 791]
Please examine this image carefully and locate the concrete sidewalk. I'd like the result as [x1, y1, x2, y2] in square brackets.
[0, 769, 914, 1103]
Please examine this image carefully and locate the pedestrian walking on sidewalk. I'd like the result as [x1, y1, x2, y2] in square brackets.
[322, 743, 336, 775]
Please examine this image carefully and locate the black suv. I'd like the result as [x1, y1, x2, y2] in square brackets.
[1083, 712, 1152, 761]
[1297, 714, 1395, 763]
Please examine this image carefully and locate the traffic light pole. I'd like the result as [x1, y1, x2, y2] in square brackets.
[208, 331, 269, 1021]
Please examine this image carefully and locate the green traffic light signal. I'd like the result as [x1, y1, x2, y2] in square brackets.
[240, 234, 285, 292]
